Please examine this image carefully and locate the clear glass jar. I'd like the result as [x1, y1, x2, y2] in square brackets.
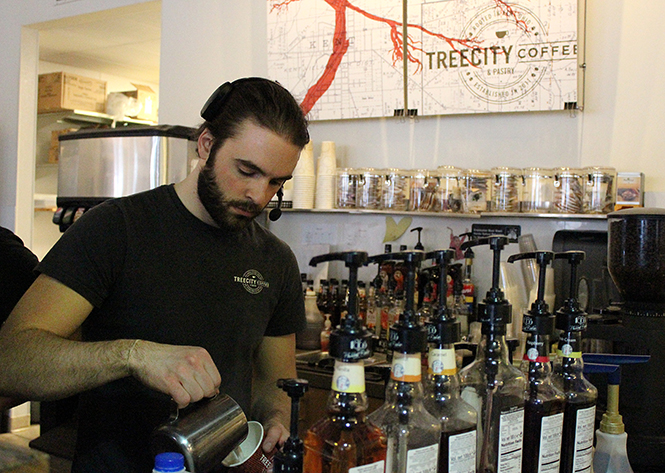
[435, 165, 463, 212]
[460, 169, 491, 213]
[382, 168, 410, 211]
[520, 167, 554, 213]
[582, 166, 617, 214]
[553, 167, 584, 214]
[409, 169, 438, 211]
[490, 167, 521, 212]
[335, 168, 358, 209]
[356, 167, 384, 210]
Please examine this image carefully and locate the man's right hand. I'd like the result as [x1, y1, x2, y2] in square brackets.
[127, 340, 221, 408]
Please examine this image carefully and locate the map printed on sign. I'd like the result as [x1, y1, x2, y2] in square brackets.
[267, 0, 579, 120]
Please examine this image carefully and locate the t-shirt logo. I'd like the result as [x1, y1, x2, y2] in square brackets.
[234, 269, 270, 294]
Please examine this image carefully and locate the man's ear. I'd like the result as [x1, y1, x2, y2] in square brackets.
[197, 129, 214, 162]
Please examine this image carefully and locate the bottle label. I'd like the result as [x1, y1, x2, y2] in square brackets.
[331, 360, 365, 393]
[556, 345, 582, 359]
[572, 406, 596, 472]
[427, 348, 457, 376]
[448, 429, 477, 473]
[349, 460, 385, 473]
[391, 353, 422, 382]
[498, 406, 524, 473]
[538, 412, 564, 472]
[406, 443, 438, 473]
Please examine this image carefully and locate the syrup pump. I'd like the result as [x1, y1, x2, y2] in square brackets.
[423, 249, 479, 473]
[367, 250, 441, 473]
[303, 251, 387, 472]
[457, 236, 526, 473]
[508, 250, 565, 473]
[551, 251, 598, 473]
[273, 378, 309, 473]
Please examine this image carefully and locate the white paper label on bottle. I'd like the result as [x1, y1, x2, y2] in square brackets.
[331, 360, 365, 393]
[349, 460, 385, 473]
[572, 406, 596, 472]
[498, 406, 524, 473]
[391, 353, 422, 382]
[406, 443, 438, 473]
[428, 348, 457, 376]
[448, 429, 477, 473]
[538, 412, 564, 473]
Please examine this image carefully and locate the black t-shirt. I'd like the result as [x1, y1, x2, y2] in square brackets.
[37, 185, 306, 472]
[0, 227, 38, 325]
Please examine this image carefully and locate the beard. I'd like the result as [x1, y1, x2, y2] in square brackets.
[197, 161, 264, 231]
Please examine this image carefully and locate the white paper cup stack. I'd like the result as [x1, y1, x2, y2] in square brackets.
[315, 141, 337, 210]
[292, 141, 315, 209]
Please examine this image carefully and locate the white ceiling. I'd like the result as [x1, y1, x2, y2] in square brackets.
[36, 1, 162, 85]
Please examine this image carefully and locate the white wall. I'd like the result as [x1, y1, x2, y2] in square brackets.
[2, 0, 665, 242]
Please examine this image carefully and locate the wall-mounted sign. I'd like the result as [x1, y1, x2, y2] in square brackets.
[267, 0, 580, 120]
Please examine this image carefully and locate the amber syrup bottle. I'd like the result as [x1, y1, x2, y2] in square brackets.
[368, 250, 441, 473]
[304, 251, 387, 473]
[508, 251, 565, 473]
[449, 263, 471, 339]
[551, 251, 597, 473]
[423, 249, 478, 473]
[458, 236, 526, 473]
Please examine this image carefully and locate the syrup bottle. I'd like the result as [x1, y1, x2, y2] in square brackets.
[508, 250, 565, 473]
[551, 251, 597, 473]
[423, 249, 478, 473]
[368, 250, 441, 473]
[462, 243, 477, 319]
[449, 263, 471, 339]
[274, 378, 309, 473]
[304, 251, 387, 473]
[458, 236, 526, 473]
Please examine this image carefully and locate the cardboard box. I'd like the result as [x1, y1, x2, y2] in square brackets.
[48, 128, 78, 163]
[121, 83, 158, 122]
[38, 72, 107, 114]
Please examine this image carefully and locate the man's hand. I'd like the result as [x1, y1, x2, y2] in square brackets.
[262, 419, 289, 453]
[127, 340, 221, 408]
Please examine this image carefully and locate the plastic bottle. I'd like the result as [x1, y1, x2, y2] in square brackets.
[458, 236, 526, 473]
[508, 251, 565, 473]
[551, 251, 597, 473]
[449, 263, 471, 338]
[296, 288, 324, 350]
[423, 249, 478, 473]
[320, 315, 332, 355]
[582, 355, 650, 473]
[304, 251, 387, 473]
[153, 452, 186, 473]
[368, 250, 441, 473]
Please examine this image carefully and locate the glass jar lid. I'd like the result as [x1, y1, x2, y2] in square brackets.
[554, 167, 582, 178]
[437, 165, 462, 177]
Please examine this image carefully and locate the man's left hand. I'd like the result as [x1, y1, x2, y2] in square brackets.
[262, 420, 289, 453]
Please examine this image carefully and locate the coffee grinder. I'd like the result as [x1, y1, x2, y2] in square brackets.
[585, 208, 665, 472]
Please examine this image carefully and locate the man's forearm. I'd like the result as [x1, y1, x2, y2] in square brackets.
[0, 328, 133, 401]
[252, 377, 292, 429]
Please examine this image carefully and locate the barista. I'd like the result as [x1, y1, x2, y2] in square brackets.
[0, 78, 310, 472]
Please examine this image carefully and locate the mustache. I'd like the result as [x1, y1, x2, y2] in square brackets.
[228, 199, 263, 215]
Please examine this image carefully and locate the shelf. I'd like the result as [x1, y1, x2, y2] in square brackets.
[280, 208, 608, 220]
[38, 109, 155, 128]
[33, 193, 57, 211]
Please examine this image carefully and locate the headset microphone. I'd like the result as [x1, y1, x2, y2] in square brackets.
[269, 187, 283, 221]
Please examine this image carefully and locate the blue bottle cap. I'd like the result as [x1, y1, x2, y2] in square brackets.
[154, 452, 185, 472]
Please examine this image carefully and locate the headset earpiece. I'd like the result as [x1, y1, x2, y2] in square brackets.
[200, 82, 234, 122]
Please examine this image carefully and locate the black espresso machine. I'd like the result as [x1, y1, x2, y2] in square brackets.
[557, 208, 665, 473]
